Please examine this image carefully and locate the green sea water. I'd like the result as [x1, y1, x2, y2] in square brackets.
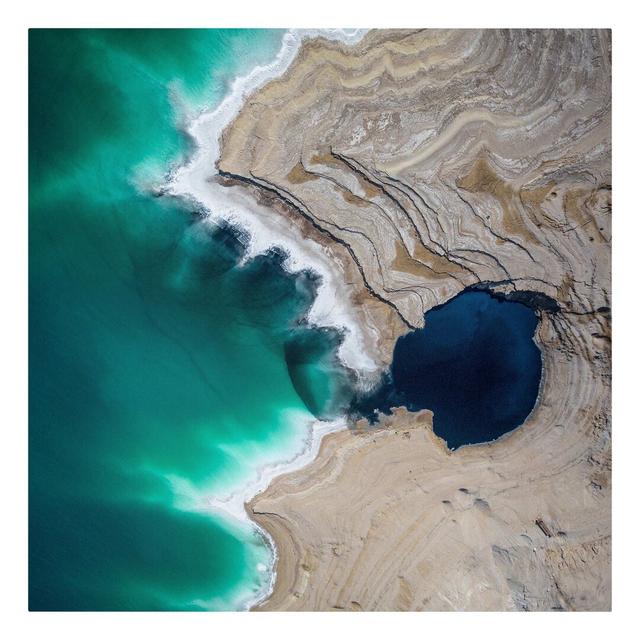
[29, 29, 351, 611]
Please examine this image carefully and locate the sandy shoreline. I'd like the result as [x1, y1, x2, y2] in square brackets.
[165, 28, 394, 611]
[168, 28, 378, 377]
[217, 29, 611, 610]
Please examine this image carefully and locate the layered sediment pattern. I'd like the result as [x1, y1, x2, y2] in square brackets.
[251, 312, 611, 611]
[218, 29, 611, 610]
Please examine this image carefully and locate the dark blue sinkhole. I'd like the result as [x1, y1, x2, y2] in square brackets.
[351, 290, 543, 450]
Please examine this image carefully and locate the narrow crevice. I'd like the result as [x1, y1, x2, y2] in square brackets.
[218, 169, 418, 329]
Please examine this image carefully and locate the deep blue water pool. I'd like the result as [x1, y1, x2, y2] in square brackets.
[353, 290, 543, 449]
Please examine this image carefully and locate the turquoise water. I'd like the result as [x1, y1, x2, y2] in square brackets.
[29, 29, 351, 611]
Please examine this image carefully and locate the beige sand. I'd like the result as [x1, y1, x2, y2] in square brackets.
[218, 29, 611, 611]
[250, 312, 610, 610]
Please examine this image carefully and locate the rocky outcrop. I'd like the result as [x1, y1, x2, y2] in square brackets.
[218, 29, 611, 611]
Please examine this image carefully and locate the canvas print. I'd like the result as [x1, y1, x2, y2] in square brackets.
[29, 29, 611, 611]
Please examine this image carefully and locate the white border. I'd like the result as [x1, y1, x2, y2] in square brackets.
[4, 1, 635, 638]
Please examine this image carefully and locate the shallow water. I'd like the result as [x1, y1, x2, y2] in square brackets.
[352, 290, 542, 450]
[29, 29, 352, 611]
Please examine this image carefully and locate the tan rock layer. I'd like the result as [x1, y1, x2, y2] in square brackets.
[218, 29, 611, 610]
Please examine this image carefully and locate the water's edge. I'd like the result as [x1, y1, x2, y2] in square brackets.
[164, 28, 371, 611]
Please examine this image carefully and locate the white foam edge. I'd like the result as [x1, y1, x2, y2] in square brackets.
[213, 410, 346, 610]
[168, 410, 346, 611]
[161, 28, 374, 612]
[167, 28, 377, 379]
